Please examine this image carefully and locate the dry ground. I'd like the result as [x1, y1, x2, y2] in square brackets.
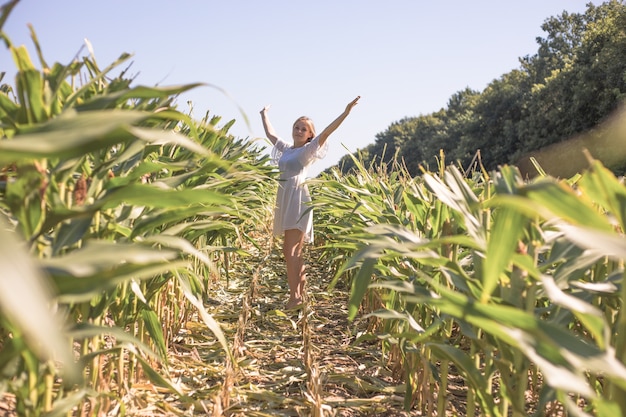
[153, 235, 468, 417]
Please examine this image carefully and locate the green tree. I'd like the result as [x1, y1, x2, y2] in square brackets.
[518, 0, 626, 156]
[465, 70, 529, 169]
[334, 1, 626, 178]
[399, 111, 446, 174]
[519, 9, 586, 84]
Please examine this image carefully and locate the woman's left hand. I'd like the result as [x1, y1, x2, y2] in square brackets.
[345, 96, 360, 113]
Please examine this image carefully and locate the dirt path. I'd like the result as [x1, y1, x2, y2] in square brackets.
[166, 237, 410, 416]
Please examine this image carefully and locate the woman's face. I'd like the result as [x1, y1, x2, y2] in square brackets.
[292, 119, 314, 147]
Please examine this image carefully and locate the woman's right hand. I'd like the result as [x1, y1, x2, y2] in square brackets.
[260, 104, 279, 144]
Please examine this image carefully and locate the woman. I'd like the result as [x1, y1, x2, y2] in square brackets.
[260, 96, 360, 310]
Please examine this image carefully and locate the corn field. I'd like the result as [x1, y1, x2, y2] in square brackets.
[312, 147, 626, 416]
[2, 5, 626, 416]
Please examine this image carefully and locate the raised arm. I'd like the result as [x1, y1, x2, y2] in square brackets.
[260, 105, 279, 145]
[317, 96, 360, 147]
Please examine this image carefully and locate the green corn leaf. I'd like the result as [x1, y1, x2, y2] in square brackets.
[0, 1, 19, 31]
[541, 275, 608, 349]
[175, 271, 233, 364]
[522, 178, 613, 232]
[444, 166, 480, 206]
[130, 207, 229, 238]
[41, 388, 96, 417]
[141, 309, 168, 360]
[365, 308, 444, 344]
[578, 158, 626, 231]
[127, 125, 210, 157]
[51, 216, 92, 255]
[431, 282, 626, 394]
[163, 220, 240, 243]
[0, 90, 20, 128]
[423, 171, 484, 244]
[348, 257, 376, 320]
[0, 216, 80, 385]
[42, 241, 181, 301]
[482, 206, 526, 303]
[136, 353, 185, 397]
[1, 108, 210, 162]
[75, 83, 204, 111]
[50, 260, 188, 304]
[4, 163, 46, 239]
[70, 323, 159, 362]
[427, 343, 497, 414]
[44, 240, 178, 274]
[63, 52, 133, 109]
[19, 68, 47, 122]
[144, 234, 215, 269]
[0, 109, 147, 162]
[593, 398, 622, 417]
[557, 224, 626, 261]
[99, 183, 232, 210]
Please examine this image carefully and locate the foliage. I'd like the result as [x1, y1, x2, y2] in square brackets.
[0, 7, 276, 415]
[315, 146, 626, 415]
[332, 0, 626, 177]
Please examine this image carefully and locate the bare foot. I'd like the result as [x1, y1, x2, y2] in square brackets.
[286, 298, 303, 311]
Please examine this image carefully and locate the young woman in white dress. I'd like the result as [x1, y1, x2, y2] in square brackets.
[260, 96, 360, 310]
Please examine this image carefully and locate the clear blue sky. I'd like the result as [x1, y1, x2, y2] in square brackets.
[2, 0, 597, 176]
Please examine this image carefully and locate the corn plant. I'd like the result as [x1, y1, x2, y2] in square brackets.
[315, 146, 626, 416]
[0, 11, 276, 415]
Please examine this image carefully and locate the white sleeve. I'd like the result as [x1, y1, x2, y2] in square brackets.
[298, 135, 329, 166]
[271, 138, 290, 165]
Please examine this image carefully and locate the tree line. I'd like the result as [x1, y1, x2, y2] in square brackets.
[331, 1, 626, 177]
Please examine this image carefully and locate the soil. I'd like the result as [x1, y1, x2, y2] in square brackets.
[151, 235, 466, 416]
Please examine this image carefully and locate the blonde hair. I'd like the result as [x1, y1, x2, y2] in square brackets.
[293, 116, 316, 142]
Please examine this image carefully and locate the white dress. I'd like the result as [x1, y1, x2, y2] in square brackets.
[271, 136, 328, 243]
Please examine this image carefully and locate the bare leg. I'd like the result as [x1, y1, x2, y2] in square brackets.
[283, 229, 306, 309]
